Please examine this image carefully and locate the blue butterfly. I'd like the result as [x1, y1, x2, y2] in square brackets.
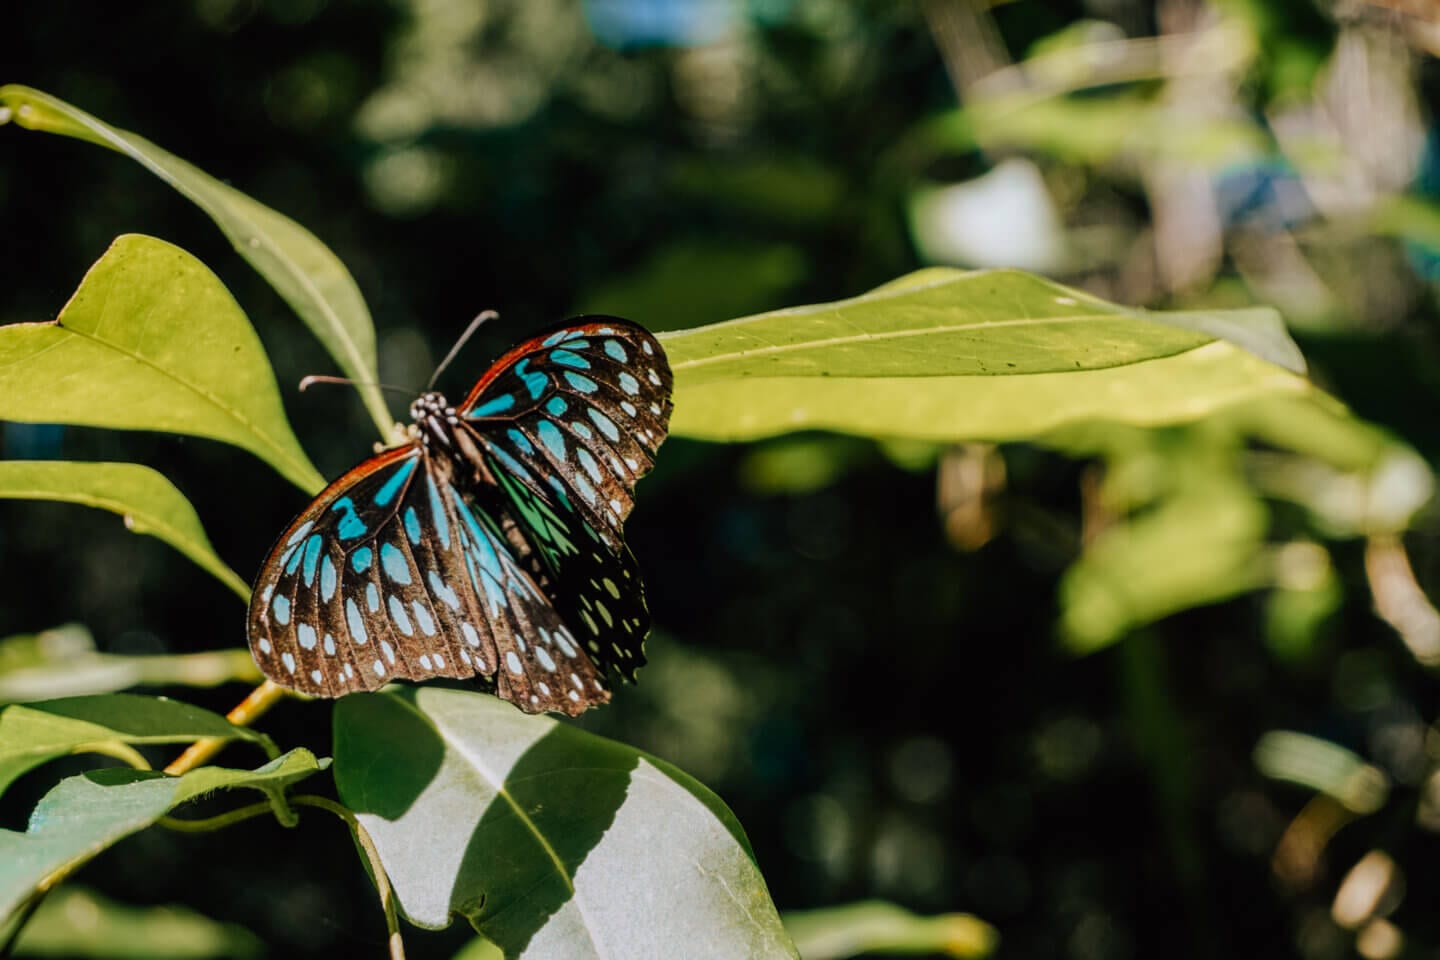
[248, 317, 672, 716]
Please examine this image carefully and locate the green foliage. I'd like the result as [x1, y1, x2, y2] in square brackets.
[0, 72, 1432, 959]
[662, 266, 1329, 444]
[0, 461, 248, 600]
[0, 749, 327, 920]
[13, 885, 262, 959]
[0, 235, 323, 493]
[334, 687, 795, 957]
[0, 85, 393, 441]
[0, 694, 273, 793]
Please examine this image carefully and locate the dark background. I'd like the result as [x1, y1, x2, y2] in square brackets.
[3, 1, 1440, 958]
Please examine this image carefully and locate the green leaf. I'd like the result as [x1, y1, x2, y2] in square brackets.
[12, 886, 262, 959]
[0, 749, 327, 923]
[333, 688, 797, 959]
[0, 694, 274, 796]
[0, 234, 324, 494]
[783, 901, 998, 959]
[0, 85, 392, 442]
[661, 268, 1312, 444]
[1060, 477, 1270, 653]
[0, 461, 248, 601]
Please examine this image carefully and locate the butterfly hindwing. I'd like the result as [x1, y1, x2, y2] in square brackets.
[248, 445, 609, 715]
[457, 317, 672, 553]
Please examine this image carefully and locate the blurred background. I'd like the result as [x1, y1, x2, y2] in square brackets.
[2, 0, 1440, 958]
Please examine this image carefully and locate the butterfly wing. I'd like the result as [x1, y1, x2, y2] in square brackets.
[452, 318, 671, 681]
[248, 445, 609, 715]
[455, 317, 672, 551]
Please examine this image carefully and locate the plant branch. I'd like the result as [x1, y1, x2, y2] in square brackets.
[292, 795, 406, 960]
[164, 680, 292, 775]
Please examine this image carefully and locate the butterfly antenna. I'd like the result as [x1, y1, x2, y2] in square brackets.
[299, 375, 414, 397]
[429, 309, 499, 390]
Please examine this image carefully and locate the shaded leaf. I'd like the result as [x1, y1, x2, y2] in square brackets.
[0, 234, 323, 494]
[662, 268, 1310, 444]
[333, 687, 796, 960]
[13, 886, 262, 959]
[784, 901, 998, 959]
[0, 461, 248, 601]
[0, 85, 392, 441]
[0, 694, 274, 795]
[0, 750, 327, 922]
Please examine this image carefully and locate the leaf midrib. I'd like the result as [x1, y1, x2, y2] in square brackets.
[667, 310, 1198, 371]
[53, 319, 315, 486]
[388, 695, 612, 958]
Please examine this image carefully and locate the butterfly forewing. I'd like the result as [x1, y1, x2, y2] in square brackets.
[457, 318, 672, 552]
[248, 444, 609, 715]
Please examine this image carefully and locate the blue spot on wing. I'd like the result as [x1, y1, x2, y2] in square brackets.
[332, 497, 366, 540]
[380, 542, 412, 584]
[619, 372, 640, 395]
[272, 594, 291, 625]
[351, 546, 373, 574]
[345, 597, 368, 644]
[388, 595, 414, 636]
[468, 393, 515, 417]
[283, 541, 304, 576]
[546, 396, 568, 416]
[588, 408, 619, 441]
[374, 458, 418, 508]
[425, 474, 451, 550]
[508, 429, 534, 455]
[604, 340, 627, 362]
[302, 535, 323, 586]
[542, 330, 569, 347]
[536, 420, 567, 459]
[285, 521, 315, 547]
[550, 349, 590, 369]
[564, 372, 598, 394]
[404, 507, 422, 545]
[515, 359, 548, 400]
[320, 555, 338, 601]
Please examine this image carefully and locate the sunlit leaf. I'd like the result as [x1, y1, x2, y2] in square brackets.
[783, 901, 998, 959]
[0, 234, 323, 494]
[0, 749, 327, 923]
[0, 84, 393, 442]
[0, 694, 274, 795]
[663, 268, 1309, 444]
[1060, 478, 1269, 652]
[12, 886, 262, 959]
[333, 687, 797, 959]
[0, 461, 248, 601]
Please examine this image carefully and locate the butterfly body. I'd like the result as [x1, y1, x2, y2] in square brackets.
[248, 318, 671, 716]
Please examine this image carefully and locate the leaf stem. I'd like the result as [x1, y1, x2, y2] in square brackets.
[292, 795, 406, 960]
[159, 799, 277, 833]
[164, 680, 291, 775]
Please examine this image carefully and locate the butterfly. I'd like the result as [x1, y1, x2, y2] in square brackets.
[247, 316, 672, 716]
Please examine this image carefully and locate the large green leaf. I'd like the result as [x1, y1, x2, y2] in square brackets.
[661, 268, 1315, 444]
[0, 234, 323, 494]
[0, 694, 274, 795]
[333, 688, 797, 959]
[0, 749, 326, 923]
[0, 85, 392, 441]
[0, 461, 248, 601]
[12, 886, 262, 959]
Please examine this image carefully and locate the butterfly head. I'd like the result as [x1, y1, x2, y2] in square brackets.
[410, 391, 458, 448]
